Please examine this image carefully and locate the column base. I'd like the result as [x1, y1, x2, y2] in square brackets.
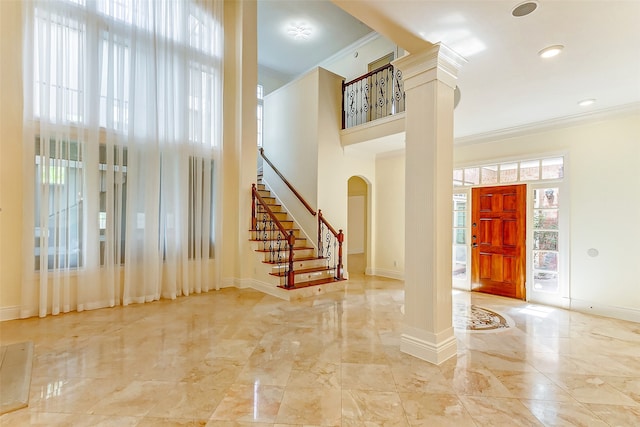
[400, 331, 457, 365]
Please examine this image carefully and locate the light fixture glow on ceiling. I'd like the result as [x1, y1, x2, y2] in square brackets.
[286, 23, 312, 41]
[578, 98, 596, 107]
[538, 45, 564, 58]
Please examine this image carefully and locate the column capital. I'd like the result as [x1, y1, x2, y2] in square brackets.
[392, 43, 467, 90]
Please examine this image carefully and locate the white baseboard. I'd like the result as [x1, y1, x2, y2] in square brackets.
[570, 299, 640, 323]
[239, 278, 291, 301]
[0, 306, 20, 321]
[220, 277, 240, 288]
[368, 268, 404, 281]
[400, 332, 457, 365]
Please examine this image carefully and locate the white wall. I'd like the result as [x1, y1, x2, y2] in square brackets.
[373, 111, 640, 320]
[374, 152, 405, 279]
[348, 196, 365, 254]
[262, 70, 320, 241]
[258, 64, 292, 96]
[456, 112, 640, 319]
[317, 68, 377, 270]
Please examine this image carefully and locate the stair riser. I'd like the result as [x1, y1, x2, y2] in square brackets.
[257, 205, 283, 213]
[270, 258, 328, 273]
[255, 211, 288, 221]
[294, 270, 335, 283]
[260, 249, 315, 262]
[271, 269, 335, 280]
[249, 229, 307, 241]
[254, 222, 295, 230]
[259, 196, 276, 204]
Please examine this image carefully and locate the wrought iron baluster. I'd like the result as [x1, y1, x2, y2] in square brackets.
[325, 230, 332, 269]
[269, 221, 276, 262]
[261, 213, 268, 251]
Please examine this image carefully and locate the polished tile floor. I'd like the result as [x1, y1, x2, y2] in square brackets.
[1, 275, 640, 426]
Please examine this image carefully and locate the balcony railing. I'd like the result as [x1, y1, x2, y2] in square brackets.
[342, 63, 405, 129]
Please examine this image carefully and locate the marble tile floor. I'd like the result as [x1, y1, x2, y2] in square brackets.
[1, 275, 639, 426]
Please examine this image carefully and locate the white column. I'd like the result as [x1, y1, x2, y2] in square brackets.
[393, 44, 466, 365]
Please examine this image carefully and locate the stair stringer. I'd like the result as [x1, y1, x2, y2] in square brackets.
[259, 176, 318, 251]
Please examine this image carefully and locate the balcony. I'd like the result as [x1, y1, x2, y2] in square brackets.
[342, 63, 405, 129]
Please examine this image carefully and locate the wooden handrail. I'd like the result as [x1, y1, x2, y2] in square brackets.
[252, 184, 293, 238]
[343, 62, 394, 87]
[318, 209, 339, 237]
[259, 148, 317, 216]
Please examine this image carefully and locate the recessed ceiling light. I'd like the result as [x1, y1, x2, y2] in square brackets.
[286, 23, 312, 41]
[512, 1, 539, 17]
[578, 98, 596, 107]
[538, 45, 564, 58]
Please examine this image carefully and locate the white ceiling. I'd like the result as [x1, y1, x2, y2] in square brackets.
[258, 0, 640, 143]
[257, 0, 372, 81]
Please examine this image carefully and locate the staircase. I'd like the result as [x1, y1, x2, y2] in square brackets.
[249, 177, 346, 298]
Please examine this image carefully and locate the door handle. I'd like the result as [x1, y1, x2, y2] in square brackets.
[472, 243, 478, 248]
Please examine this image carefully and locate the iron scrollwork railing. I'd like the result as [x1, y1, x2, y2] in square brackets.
[342, 63, 405, 129]
[317, 209, 344, 281]
[251, 184, 296, 288]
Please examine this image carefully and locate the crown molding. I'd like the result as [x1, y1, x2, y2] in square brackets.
[297, 31, 381, 78]
[455, 102, 640, 146]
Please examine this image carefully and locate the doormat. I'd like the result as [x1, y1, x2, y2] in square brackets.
[0, 341, 34, 415]
[453, 304, 514, 332]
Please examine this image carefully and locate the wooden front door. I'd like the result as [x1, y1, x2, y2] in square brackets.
[471, 184, 526, 299]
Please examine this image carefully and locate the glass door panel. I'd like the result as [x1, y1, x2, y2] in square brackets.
[452, 191, 470, 289]
[532, 187, 560, 293]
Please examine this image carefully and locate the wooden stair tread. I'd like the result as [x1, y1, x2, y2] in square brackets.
[249, 237, 305, 242]
[278, 277, 346, 290]
[249, 227, 299, 232]
[254, 247, 314, 253]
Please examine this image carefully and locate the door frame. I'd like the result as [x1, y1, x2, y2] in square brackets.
[454, 180, 569, 304]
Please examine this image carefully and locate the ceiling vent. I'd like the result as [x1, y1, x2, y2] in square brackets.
[511, 1, 539, 17]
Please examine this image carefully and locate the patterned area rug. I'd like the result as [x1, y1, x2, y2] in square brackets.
[453, 304, 514, 332]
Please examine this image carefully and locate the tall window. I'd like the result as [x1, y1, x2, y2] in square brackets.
[23, 0, 223, 316]
[257, 84, 264, 147]
[452, 192, 469, 287]
[532, 187, 560, 293]
[454, 157, 563, 187]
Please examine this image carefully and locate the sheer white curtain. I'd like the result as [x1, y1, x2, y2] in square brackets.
[21, 0, 222, 318]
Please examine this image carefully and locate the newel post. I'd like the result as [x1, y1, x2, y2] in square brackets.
[337, 229, 344, 279]
[251, 183, 257, 231]
[317, 209, 323, 258]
